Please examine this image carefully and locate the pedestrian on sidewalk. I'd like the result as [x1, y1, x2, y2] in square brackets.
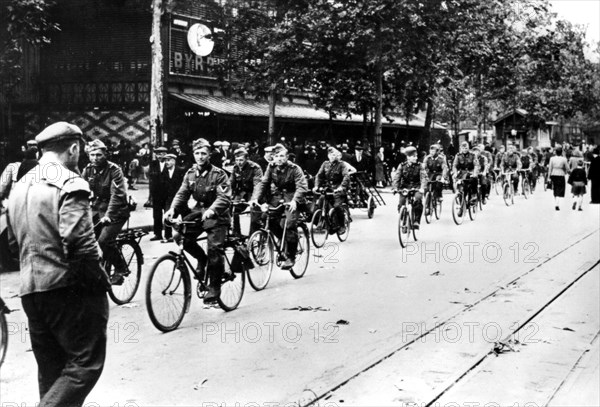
[588, 147, 600, 204]
[568, 159, 587, 211]
[548, 146, 570, 211]
[6, 122, 110, 407]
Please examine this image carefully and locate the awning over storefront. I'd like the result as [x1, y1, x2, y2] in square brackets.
[170, 93, 446, 129]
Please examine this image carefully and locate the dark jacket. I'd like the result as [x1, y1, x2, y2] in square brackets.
[453, 152, 480, 176]
[170, 163, 232, 227]
[156, 166, 185, 205]
[314, 160, 352, 190]
[422, 154, 448, 180]
[253, 161, 308, 205]
[231, 160, 263, 201]
[392, 161, 427, 190]
[81, 161, 130, 222]
[501, 153, 522, 172]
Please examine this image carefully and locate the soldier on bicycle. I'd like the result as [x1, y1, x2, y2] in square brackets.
[473, 146, 490, 202]
[230, 146, 263, 236]
[164, 138, 232, 304]
[81, 139, 130, 285]
[522, 147, 537, 190]
[421, 144, 448, 206]
[250, 143, 308, 270]
[452, 141, 480, 203]
[501, 144, 522, 194]
[392, 146, 427, 229]
[313, 146, 354, 235]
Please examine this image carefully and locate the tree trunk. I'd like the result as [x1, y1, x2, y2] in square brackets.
[268, 83, 277, 145]
[423, 97, 434, 150]
[374, 62, 383, 148]
[150, 0, 164, 147]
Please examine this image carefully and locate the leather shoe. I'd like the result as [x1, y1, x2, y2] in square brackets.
[149, 235, 162, 241]
[281, 258, 295, 270]
[110, 273, 125, 285]
[161, 238, 174, 243]
[203, 287, 220, 304]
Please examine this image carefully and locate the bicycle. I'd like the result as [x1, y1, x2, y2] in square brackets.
[94, 219, 147, 305]
[492, 168, 503, 195]
[145, 220, 248, 332]
[518, 169, 532, 199]
[502, 171, 517, 206]
[423, 180, 443, 224]
[310, 188, 352, 248]
[0, 296, 10, 367]
[451, 175, 478, 225]
[247, 202, 310, 286]
[395, 188, 419, 248]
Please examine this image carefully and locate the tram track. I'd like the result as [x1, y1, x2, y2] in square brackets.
[296, 230, 599, 406]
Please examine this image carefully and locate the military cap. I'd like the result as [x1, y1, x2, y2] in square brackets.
[234, 147, 248, 157]
[404, 146, 417, 155]
[172, 139, 181, 146]
[460, 141, 470, 148]
[354, 144, 364, 151]
[164, 153, 177, 159]
[221, 141, 231, 147]
[35, 122, 83, 147]
[264, 146, 274, 152]
[430, 144, 440, 150]
[88, 139, 107, 152]
[327, 146, 341, 155]
[214, 141, 223, 147]
[154, 146, 168, 153]
[271, 143, 287, 154]
[192, 138, 211, 151]
[26, 140, 38, 146]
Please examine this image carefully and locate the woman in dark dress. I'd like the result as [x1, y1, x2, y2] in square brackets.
[588, 147, 600, 204]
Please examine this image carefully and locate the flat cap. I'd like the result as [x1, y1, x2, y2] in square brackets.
[172, 139, 180, 146]
[404, 146, 417, 155]
[88, 139, 107, 152]
[154, 146, 168, 153]
[234, 147, 248, 156]
[35, 122, 83, 146]
[354, 144, 364, 150]
[264, 146, 274, 152]
[164, 153, 177, 159]
[271, 143, 287, 154]
[193, 138, 211, 151]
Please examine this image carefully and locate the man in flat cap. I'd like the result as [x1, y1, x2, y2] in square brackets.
[392, 146, 428, 230]
[148, 146, 168, 239]
[154, 153, 185, 243]
[165, 138, 232, 303]
[230, 147, 263, 236]
[250, 143, 308, 269]
[81, 139, 130, 286]
[313, 147, 355, 234]
[6, 121, 110, 406]
[256, 145, 274, 172]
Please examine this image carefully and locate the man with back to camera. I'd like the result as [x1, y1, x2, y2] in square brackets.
[7, 122, 110, 407]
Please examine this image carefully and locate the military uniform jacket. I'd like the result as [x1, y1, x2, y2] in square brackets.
[477, 155, 489, 174]
[7, 158, 110, 295]
[252, 161, 308, 204]
[521, 153, 535, 170]
[81, 160, 129, 222]
[231, 160, 263, 201]
[170, 163, 232, 227]
[501, 153, 522, 172]
[392, 161, 427, 190]
[452, 152, 480, 176]
[422, 154, 448, 179]
[314, 160, 352, 190]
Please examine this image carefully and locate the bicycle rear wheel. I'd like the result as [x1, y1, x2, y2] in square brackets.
[108, 241, 142, 305]
[452, 193, 465, 225]
[218, 245, 245, 312]
[247, 230, 274, 291]
[424, 192, 432, 224]
[367, 195, 375, 219]
[310, 209, 328, 248]
[290, 223, 310, 279]
[0, 309, 7, 367]
[146, 254, 190, 332]
[397, 207, 410, 248]
[522, 180, 531, 199]
[336, 206, 351, 242]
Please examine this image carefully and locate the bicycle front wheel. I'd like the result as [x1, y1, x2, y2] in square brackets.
[424, 192, 432, 224]
[367, 195, 375, 219]
[468, 196, 478, 221]
[398, 207, 410, 248]
[109, 241, 142, 305]
[503, 184, 512, 206]
[452, 193, 465, 225]
[310, 209, 328, 248]
[290, 223, 310, 279]
[218, 246, 245, 312]
[522, 180, 531, 199]
[146, 254, 190, 332]
[336, 206, 351, 242]
[434, 195, 442, 219]
[247, 230, 274, 291]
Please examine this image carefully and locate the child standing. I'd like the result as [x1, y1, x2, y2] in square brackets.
[568, 160, 587, 211]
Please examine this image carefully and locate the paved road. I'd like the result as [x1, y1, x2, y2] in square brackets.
[1, 185, 598, 406]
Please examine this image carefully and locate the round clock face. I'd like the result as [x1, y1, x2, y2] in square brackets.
[187, 23, 214, 57]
